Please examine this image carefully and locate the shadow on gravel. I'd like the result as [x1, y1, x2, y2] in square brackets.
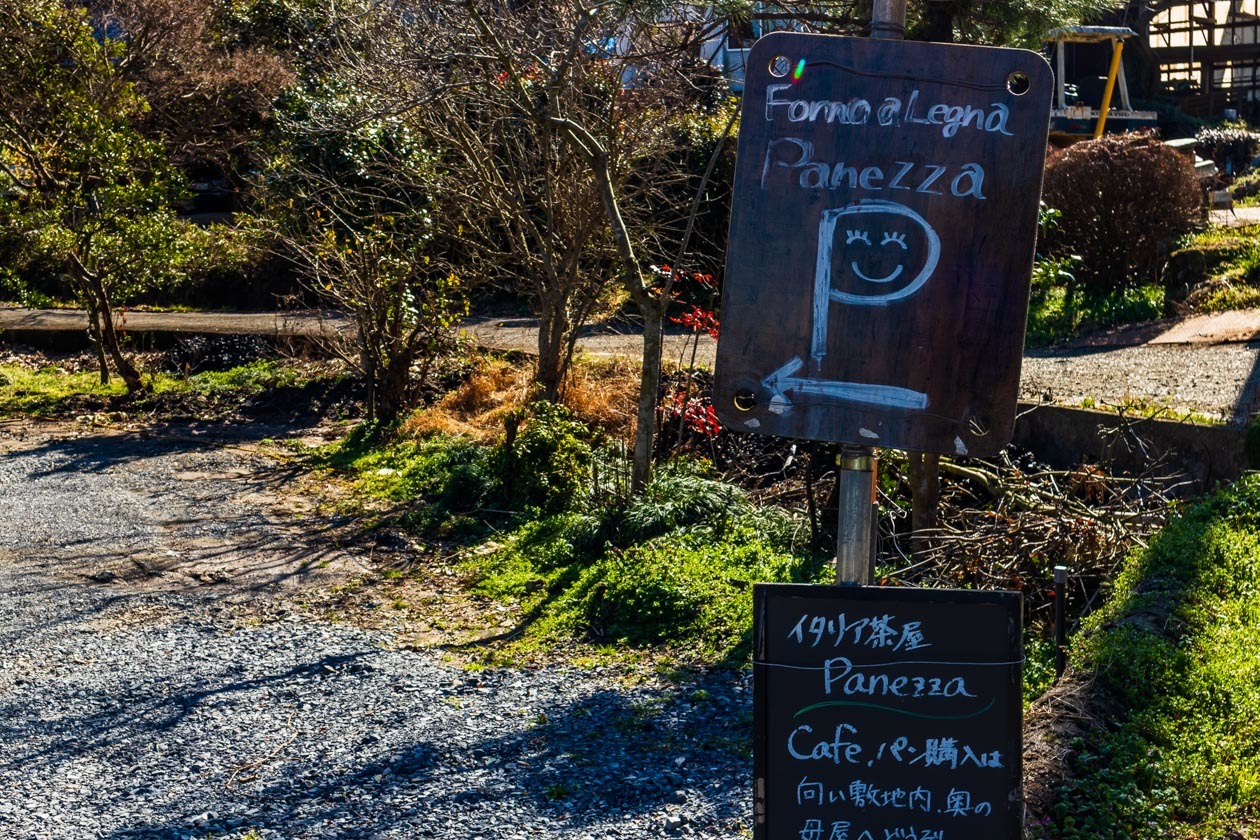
[88, 681, 749, 839]
[0, 569, 141, 654]
[249, 685, 749, 835]
[0, 651, 381, 775]
[9, 424, 352, 590]
[23, 420, 308, 479]
[1232, 342, 1260, 424]
[25, 429, 208, 477]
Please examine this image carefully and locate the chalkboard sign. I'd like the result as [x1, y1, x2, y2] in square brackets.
[753, 584, 1023, 840]
[714, 33, 1052, 456]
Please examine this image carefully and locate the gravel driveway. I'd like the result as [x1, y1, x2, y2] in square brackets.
[7, 305, 1260, 425]
[463, 315, 1260, 426]
[1019, 341, 1260, 425]
[0, 421, 751, 839]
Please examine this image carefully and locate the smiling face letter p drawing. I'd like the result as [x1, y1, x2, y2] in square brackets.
[811, 200, 941, 368]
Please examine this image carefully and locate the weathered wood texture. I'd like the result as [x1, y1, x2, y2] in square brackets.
[715, 33, 1052, 456]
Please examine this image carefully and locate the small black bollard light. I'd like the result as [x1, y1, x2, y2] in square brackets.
[1054, 565, 1069, 678]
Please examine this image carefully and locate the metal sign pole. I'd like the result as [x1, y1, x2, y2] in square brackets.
[835, 446, 876, 584]
[871, 0, 908, 40]
[833, 0, 908, 585]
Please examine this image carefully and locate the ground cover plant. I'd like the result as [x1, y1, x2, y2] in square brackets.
[0, 345, 345, 421]
[1169, 225, 1260, 314]
[300, 351, 1174, 693]
[1029, 475, 1260, 838]
[311, 382, 828, 665]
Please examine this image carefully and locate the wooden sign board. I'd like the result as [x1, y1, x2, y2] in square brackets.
[753, 584, 1023, 840]
[714, 34, 1052, 456]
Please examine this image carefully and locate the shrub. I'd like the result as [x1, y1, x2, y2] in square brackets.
[561, 531, 806, 649]
[1195, 125, 1260, 176]
[1042, 133, 1202, 292]
[617, 460, 745, 543]
[493, 402, 595, 517]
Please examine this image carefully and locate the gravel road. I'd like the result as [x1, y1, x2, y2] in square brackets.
[463, 315, 1260, 426]
[0, 421, 751, 839]
[1019, 341, 1260, 425]
[7, 306, 1260, 425]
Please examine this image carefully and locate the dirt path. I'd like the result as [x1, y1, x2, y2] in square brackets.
[0, 419, 751, 839]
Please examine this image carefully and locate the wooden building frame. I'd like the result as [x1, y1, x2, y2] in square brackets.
[1146, 0, 1260, 117]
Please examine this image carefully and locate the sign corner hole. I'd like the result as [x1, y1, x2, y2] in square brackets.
[1006, 72, 1031, 96]
[769, 55, 791, 78]
[734, 389, 758, 412]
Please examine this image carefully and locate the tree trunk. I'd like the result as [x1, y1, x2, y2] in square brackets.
[357, 319, 378, 424]
[907, 451, 941, 556]
[631, 302, 665, 493]
[73, 261, 143, 393]
[98, 301, 144, 393]
[536, 293, 573, 402]
[375, 344, 414, 427]
[85, 305, 110, 386]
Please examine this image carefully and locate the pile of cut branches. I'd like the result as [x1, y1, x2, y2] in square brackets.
[878, 447, 1181, 628]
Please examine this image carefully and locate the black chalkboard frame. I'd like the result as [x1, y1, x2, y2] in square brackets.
[753, 583, 1024, 840]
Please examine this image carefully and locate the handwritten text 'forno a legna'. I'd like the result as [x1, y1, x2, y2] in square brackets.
[765, 85, 1014, 139]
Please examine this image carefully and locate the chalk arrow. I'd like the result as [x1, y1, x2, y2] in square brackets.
[761, 356, 929, 411]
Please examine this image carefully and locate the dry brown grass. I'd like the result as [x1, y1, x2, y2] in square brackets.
[402, 357, 532, 441]
[559, 354, 639, 440]
[401, 353, 641, 442]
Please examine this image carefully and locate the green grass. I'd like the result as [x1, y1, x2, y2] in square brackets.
[1174, 226, 1260, 313]
[1195, 266, 1260, 313]
[1026, 280, 1165, 347]
[0, 358, 313, 416]
[1180, 223, 1260, 248]
[312, 416, 832, 664]
[1072, 396, 1223, 427]
[0, 365, 131, 414]
[467, 507, 823, 662]
[1044, 475, 1260, 839]
[180, 359, 309, 393]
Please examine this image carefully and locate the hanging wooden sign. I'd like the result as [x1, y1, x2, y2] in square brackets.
[714, 33, 1052, 455]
